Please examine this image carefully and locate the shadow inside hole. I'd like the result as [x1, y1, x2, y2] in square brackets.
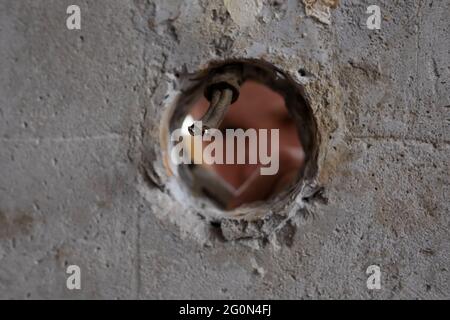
[169, 60, 319, 212]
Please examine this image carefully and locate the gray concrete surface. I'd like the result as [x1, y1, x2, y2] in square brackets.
[0, 0, 449, 299]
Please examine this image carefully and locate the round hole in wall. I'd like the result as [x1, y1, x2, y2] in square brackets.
[166, 59, 319, 213]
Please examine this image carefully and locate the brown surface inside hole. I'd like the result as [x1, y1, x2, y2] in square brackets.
[184, 80, 305, 209]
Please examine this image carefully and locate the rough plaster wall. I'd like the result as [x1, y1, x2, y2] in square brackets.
[0, 0, 449, 299]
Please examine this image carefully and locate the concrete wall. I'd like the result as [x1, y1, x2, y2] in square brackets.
[0, 0, 448, 299]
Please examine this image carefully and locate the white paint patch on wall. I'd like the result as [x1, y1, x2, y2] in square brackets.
[224, 0, 263, 28]
[302, 0, 340, 25]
